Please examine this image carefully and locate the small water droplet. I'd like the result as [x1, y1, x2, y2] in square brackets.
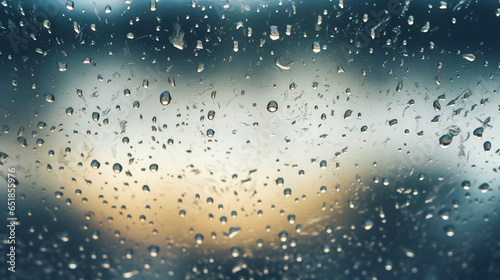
[91, 230, 100, 240]
[444, 225, 455, 237]
[396, 80, 403, 92]
[267, 101, 278, 112]
[160, 91, 172, 105]
[149, 164, 158, 172]
[66, 1, 74, 10]
[91, 160, 100, 169]
[363, 219, 374, 230]
[231, 246, 240, 257]
[113, 163, 123, 173]
[439, 208, 451, 220]
[439, 134, 452, 147]
[148, 245, 159, 257]
[473, 127, 483, 138]
[421, 21, 430, 33]
[270, 25, 279, 40]
[207, 129, 215, 137]
[284, 188, 292, 197]
[58, 62, 67, 71]
[207, 110, 215, 120]
[478, 183, 489, 193]
[344, 110, 352, 119]
[45, 94, 55, 103]
[462, 54, 476, 62]
[92, 112, 100, 122]
[195, 234, 204, 245]
[276, 177, 284, 186]
[461, 180, 471, 190]
[279, 231, 288, 242]
[483, 141, 491, 151]
[433, 100, 441, 111]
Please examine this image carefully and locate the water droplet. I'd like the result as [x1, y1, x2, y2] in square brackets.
[438, 209, 451, 220]
[104, 4, 111, 13]
[284, 188, 292, 197]
[439, 134, 452, 147]
[461, 180, 471, 190]
[421, 21, 430, 32]
[17, 137, 27, 147]
[160, 91, 172, 105]
[231, 247, 240, 257]
[142, 185, 150, 193]
[270, 25, 279, 40]
[320, 160, 327, 169]
[275, 56, 293, 70]
[197, 62, 205, 73]
[279, 231, 288, 242]
[207, 129, 215, 137]
[195, 234, 204, 245]
[179, 210, 186, 217]
[66, 1, 74, 10]
[90, 160, 100, 169]
[287, 214, 296, 224]
[92, 112, 100, 122]
[45, 94, 55, 103]
[149, 164, 158, 172]
[58, 62, 67, 71]
[433, 100, 441, 111]
[113, 163, 123, 173]
[484, 141, 491, 151]
[91, 230, 100, 240]
[148, 245, 159, 257]
[66, 107, 73, 115]
[220, 216, 227, 224]
[344, 110, 352, 119]
[267, 101, 278, 112]
[473, 127, 483, 138]
[463, 54, 476, 62]
[444, 225, 455, 237]
[125, 248, 134, 259]
[348, 199, 355, 208]
[68, 260, 78, 269]
[196, 40, 203, 49]
[363, 219, 374, 230]
[276, 177, 284, 186]
[54, 191, 63, 198]
[478, 183, 489, 193]
[313, 41, 320, 53]
[207, 110, 215, 120]
[396, 80, 403, 92]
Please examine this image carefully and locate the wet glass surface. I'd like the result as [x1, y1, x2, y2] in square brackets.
[0, 0, 499, 279]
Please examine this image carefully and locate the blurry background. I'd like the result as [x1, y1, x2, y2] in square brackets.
[0, 0, 499, 279]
